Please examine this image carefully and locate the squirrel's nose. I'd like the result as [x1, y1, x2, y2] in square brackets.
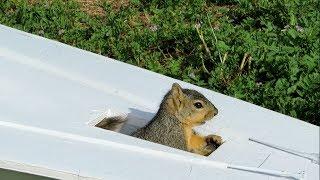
[213, 107, 218, 116]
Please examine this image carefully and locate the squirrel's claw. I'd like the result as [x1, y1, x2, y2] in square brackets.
[206, 135, 223, 146]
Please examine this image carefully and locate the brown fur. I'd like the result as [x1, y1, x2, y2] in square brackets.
[132, 83, 222, 156]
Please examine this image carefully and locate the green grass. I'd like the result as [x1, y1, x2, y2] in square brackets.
[1, 0, 319, 126]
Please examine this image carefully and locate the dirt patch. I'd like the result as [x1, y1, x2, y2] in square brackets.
[108, 0, 130, 11]
[77, 0, 131, 15]
[76, 0, 131, 15]
[28, 0, 130, 16]
[76, 0, 106, 16]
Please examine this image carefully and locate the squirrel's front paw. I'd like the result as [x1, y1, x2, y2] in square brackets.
[206, 135, 223, 146]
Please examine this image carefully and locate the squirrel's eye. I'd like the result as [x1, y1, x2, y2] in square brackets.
[194, 102, 203, 109]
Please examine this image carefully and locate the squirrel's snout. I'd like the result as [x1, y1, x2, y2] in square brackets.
[205, 107, 218, 120]
[213, 107, 218, 116]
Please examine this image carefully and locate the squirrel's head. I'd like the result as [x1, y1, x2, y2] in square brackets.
[162, 83, 218, 125]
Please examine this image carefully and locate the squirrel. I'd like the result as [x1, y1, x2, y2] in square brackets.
[98, 83, 222, 156]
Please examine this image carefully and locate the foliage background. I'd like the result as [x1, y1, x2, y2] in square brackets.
[0, 0, 319, 126]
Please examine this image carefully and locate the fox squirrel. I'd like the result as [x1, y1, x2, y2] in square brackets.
[99, 83, 222, 156]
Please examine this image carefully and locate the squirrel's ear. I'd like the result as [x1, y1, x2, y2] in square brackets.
[170, 83, 184, 110]
[171, 83, 183, 97]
